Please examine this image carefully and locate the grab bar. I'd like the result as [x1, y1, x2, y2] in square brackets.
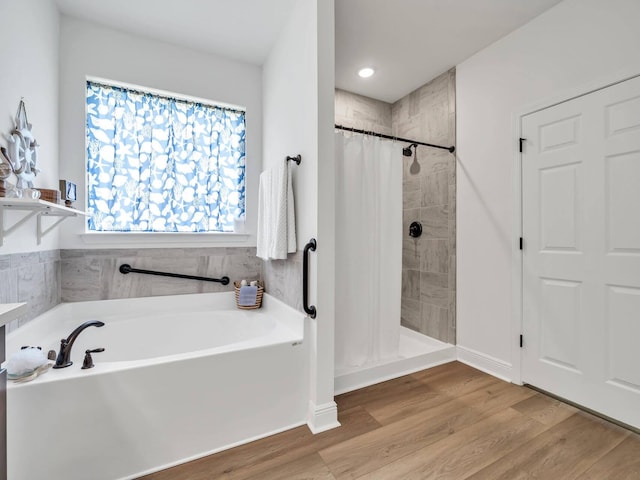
[119, 264, 230, 285]
[303, 238, 317, 318]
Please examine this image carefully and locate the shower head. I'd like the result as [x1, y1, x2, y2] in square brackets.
[403, 143, 417, 157]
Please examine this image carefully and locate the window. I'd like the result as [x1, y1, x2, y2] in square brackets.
[86, 80, 246, 233]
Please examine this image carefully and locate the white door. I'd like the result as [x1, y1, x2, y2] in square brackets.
[522, 75, 640, 429]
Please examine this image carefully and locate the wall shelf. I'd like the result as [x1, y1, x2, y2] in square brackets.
[0, 198, 87, 246]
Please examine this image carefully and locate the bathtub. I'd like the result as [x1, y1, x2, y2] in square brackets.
[6, 292, 309, 480]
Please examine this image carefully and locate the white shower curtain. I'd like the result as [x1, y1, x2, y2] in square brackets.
[335, 132, 402, 371]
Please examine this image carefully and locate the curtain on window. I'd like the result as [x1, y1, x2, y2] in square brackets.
[86, 81, 245, 232]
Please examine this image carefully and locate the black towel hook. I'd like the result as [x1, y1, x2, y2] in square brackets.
[286, 154, 301, 165]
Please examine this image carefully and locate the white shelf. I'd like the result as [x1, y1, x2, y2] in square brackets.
[0, 303, 27, 328]
[0, 198, 88, 246]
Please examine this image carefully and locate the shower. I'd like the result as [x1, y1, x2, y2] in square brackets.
[333, 106, 457, 394]
[403, 143, 421, 175]
[402, 143, 417, 157]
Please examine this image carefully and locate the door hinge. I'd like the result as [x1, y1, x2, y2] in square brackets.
[519, 137, 526, 153]
[520, 335, 523, 348]
[519, 237, 523, 250]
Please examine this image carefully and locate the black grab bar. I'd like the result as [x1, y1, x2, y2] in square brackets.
[303, 239, 317, 318]
[119, 264, 230, 285]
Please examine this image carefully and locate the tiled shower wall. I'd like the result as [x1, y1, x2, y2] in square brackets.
[335, 88, 392, 134]
[0, 250, 61, 333]
[334, 69, 456, 344]
[393, 69, 456, 344]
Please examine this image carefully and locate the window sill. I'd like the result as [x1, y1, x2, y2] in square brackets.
[79, 232, 253, 248]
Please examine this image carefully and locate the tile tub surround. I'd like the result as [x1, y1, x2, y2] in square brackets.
[61, 247, 263, 302]
[334, 68, 457, 344]
[393, 69, 456, 344]
[262, 250, 303, 312]
[0, 250, 61, 333]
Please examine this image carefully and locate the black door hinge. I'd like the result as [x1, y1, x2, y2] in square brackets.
[519, 237, 523, 250]
[519, 138, 526, 153]
[520, 335, 523, 348]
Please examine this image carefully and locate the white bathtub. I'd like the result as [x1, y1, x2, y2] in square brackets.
[6, 292, 309, 480]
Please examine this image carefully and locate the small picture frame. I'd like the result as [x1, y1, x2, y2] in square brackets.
[59, 179, 77, 207]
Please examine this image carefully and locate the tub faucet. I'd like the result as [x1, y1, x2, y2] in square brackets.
[53, 320, 105, 369]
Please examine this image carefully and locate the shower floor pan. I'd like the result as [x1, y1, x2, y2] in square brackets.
[334, 327, 456, 395]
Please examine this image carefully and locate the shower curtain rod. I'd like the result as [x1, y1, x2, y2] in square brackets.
[335, 124, 455, 153]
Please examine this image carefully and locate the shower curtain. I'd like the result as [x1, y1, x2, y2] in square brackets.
[335, 132, 402, 371]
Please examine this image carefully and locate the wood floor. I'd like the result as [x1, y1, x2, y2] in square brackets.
[140, 361, 640, 479]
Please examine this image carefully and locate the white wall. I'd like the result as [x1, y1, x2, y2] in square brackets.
[263, 0, 338, 432]
[0, 0, 60, 254]
[58, 16, 262, 248]
[456, 0, 640, 380]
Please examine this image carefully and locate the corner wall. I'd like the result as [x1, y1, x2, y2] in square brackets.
[0, 1, 61, 332]
[0, 0, 60, 254]
[456, 0, 640, 379]
[263, 0, 338, 433]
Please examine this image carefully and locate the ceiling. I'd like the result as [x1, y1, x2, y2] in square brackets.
[56, 0, 564, 103]
[55, 0, 298, 65]
[336, 0, 564, 103]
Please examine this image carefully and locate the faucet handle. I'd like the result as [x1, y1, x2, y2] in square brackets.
[81, 348, 105, 370]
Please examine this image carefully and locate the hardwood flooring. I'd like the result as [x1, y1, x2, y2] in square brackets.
[139, 361, 640, 480]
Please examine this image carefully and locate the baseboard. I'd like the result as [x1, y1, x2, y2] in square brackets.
[334, 346, 457, 395]
[456, 345, 513, 382]
[307, 401, 340, 434]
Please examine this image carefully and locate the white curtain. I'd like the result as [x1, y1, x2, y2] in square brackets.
[335, 132, 403, 371]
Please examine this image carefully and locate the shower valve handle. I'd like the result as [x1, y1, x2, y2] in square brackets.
[409, 221, 423, 238]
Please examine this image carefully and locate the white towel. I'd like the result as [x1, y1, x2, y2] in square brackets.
[257, 162, 296, 260]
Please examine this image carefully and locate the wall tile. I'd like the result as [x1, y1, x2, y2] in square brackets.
[420, 205, 448, 238]
[61, 257, 103, 302]
[420, 271, 448, 307]
[403, 189, 421, 210]
[419, 149, 449, 177]
[401, 269, 420, 300]
[421, 303, 449, 340]
[419, 239, 448, 274]
[448, 219, 456, 252]
[335, 89, 392, 135]
[448, 255, 456, 291]
[263, 251, 302, 311]
[401, 298, 422, 332]
[402, 238, 420, 270]
[421, 171, 448, 207]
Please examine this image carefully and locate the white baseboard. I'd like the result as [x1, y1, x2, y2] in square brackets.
[456, 345, 513, 382]
[334, 346, 456, 395]
[307, 401, 340, 434]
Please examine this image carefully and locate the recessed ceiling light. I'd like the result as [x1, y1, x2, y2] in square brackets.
[357, 67, 375, 78]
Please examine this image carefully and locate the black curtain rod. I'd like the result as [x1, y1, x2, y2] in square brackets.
[335, 124, 455, 153]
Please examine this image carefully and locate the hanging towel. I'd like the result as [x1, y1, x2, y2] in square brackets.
[257, 161, 296, 260]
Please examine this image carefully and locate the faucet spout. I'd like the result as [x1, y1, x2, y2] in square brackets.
[53, 320, 105, 369]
